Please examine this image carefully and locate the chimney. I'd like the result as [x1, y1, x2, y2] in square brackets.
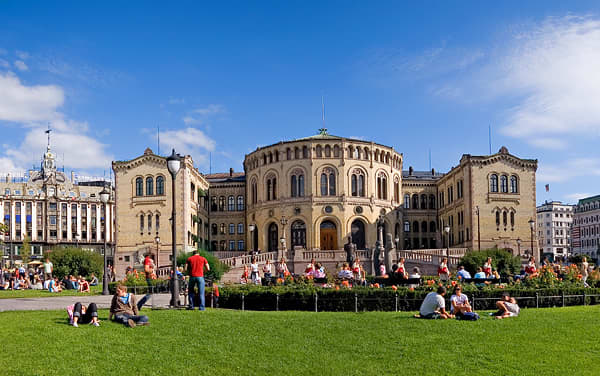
[229, 168, 234, 177]
[409, 166, 413, 175]
[431, 168, 435, 175]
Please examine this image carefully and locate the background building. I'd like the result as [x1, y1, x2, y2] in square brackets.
[536, 201, 574, 261]
[112, 148, 209, 277]
[0, 141, 115, 266]
[572, 195, 600, 261]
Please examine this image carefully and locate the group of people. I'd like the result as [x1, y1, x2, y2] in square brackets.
[418, 285, 520, 320]
[0, 258, 100, 293]
[241, 257, 291, 284]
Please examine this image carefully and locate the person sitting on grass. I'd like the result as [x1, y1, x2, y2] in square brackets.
[337, 263, 353, 280]
[456, 265, 471, 281]
[89, 273, 99, 286]
[49, 277, 62, 293]
[417, 285, 453, 319]
[31, 276, 43, 290]
[450, 285, 472, 316]
[396, 258, 407, 279]
[0, 278, 9, 290]
[78, 276, 90, 293]
[71, 302, 100, 327]
[525, 257, 538, 278]
[109, 284, 149, 328]
[494, 292, 520, 319]
[408, 267, 421, 289]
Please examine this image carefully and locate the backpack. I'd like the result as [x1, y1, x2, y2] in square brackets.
[66, 305, 74, 324]
[458, 311, 480, 321]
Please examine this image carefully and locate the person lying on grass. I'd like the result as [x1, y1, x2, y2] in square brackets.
[109, 284, 150, 328]
[71, 302, 100, 327]
[416, 285, 453, 319]
[494, 292, 520, 319]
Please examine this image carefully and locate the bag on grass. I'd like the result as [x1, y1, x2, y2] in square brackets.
[66, 304, 74, 324]
[457, 311, 479, 321]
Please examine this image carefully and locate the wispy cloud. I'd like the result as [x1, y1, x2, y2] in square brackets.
[565, 192, 592, 202]
[537, 158, 600, 183]
[15, 51, 29, 60]
[0, 59, 9, 68]
[158, 127, 216, 167]
[14, 60, 28, 71]
[181, 104, 225, 126]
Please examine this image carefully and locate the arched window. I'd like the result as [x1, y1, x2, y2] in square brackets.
[302, 146, 309, 158]
[333, 145, 340, 158]
[353, 147, 359, 159]
[420, 194, 427, 209]
[135, 178, 143, 196]
[155, 215, 160, 232]
[490, 174, 498, 192]
[228, 196, 235, 211]
[220, 223, 225, 234]
[237, 196, 244, 211]
[404, 221, 410, 232]
[404, 194, 410, 209]
[211, 223, 217, 235]
[266, 175, 277, 201]
[251, 180, 257, 204]
[421, 221, 427, 233]
[290, 170, 305, 198]
[156, 176, 164, 195]
[412, 194, 419, 209]
[495, 211, 500, 226]
[218, 197, 225, 211]
[510, 175, 518, 193]
[316, 145, 322, 158]
[510, 211, 515, 227]
[500, 175, 508, 193]
[139, 215, 144, 232]
[291, 175, 297, 197]
[503, 210, 507, 226]
[413, 221, 419, 232]
[429, 194, 436, 209]
[351, 169, 365, 197]
[291, 220, 306, 248]
[430, 221, 436, 232]
[329, 171, 336, 195]
[324, 145, 331, 157]
[147, 214, 152, 232]
[294, 147, 300, 159]
[377, 172, 387, 200]
[286, 148, 291, 160]
[394, 177, 400, 203]
[321, 168, 336, 196]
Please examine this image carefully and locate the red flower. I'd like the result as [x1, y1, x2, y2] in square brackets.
[391, 285, 398, 291]
[374, 283, 380, 288]
[451, 281, 456, 286]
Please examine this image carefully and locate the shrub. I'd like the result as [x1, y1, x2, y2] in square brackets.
[45, 247, 103, 280]
[177, 249, 230, 281]
[460, 249, 521, 276]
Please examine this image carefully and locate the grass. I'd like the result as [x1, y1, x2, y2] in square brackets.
[0, 285, 102, 299]
[1, 306, 599, 376]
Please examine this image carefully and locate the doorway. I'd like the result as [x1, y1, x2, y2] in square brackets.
[267, 223, 278, 252]
[320, 220, 337, 250]
[351, 219, 365, 250]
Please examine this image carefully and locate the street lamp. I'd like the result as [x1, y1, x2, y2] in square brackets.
[517, 238, 522, 257]
[475, 206, 481, 251]
[394, 236, 400, 250]
[279, 216, 288, 258]
[248, 224, 256, 253]
[167, 149, 181, 307]
[155, 235, 160, 269]
[99, 185, 110, 296]
[444, 225, 450, 258]
[528, 219, 535, 265]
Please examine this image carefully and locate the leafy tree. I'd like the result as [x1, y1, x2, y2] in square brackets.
[459, 249, 522, 276]
[177, 249, 230, 281]
[0, 223, 8, 258]
[44, 246, 103, 280]
[21, 236, 31, 265]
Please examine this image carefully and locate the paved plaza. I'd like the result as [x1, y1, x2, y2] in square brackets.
[0, 293, 173, 312]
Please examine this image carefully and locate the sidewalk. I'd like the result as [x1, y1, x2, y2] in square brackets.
[0, 293, 173, 312]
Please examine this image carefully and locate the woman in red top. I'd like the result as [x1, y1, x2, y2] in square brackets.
[525, 257, 538, 277]
[483, 257, 492, 277]
[396, 257, 407, 279]
[438, 257, 450, 282]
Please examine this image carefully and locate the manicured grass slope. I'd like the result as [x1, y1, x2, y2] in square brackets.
[1, 306, 598, 376]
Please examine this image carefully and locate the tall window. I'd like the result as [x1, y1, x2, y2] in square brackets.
[155, 215, 160, 232]
[377, 172, 387, 200]
[135, 178, 143, 196]
[500, 175, 508, 193]
[220, 223, 225, 234]
[420, 194, 427, 209]
[324, 145, 331, 157]
[229, 223, 235, 234]
[404, 194, 410, 209]
[404, 221, 410, 232]
[156, 176, 164, 195]
[286, 148, 291, 160]
[147, 214, 152, 233]
[316, 145, 322, 158]
[429, 194, 436, 210]
[146, 177, 153, 195]
[510, 211, 515, 227]
[218, 196, 225, 211]
[302, 146, 309, 158]
[412, 194, 419, 209]
[495, 211, 500, 227]
[290, 170, 305, 198]
[510, 175, 518, 193]
[237, 196, 244, 211]
[251, 180, 257, 204]
[140, 215, 144, 233]
[237, 223, 244, 234]
[228, 196, 235, 211]
[490, 174, 498, 192]
[503, 211, 507, 227]
[266, 175, 277, 201]
[393, 177, 400, 203]
[320, 168, 336, 196]
[351, 169, 365, 197]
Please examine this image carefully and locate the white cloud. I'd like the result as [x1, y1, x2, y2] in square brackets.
[0, 72, 113, 171]
[528, 137, 567, 150]
[565, 192, 592, 202]
[14, 60, 28, 71]
[537, 158, 600, 183]
[158, 127, 216, 167]
[0, 72, 63, 122]
[182, 116, 201, 125]
[0, 59, 9, 68]
[192, 104, 225, 115]
[15, 51, 29, 60]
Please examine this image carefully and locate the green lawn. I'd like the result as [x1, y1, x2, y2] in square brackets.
[1, 306, 599, 376]
[0, 285, 101, 299]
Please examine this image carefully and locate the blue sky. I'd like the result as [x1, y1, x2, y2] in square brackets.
[1, 1, 600, 205]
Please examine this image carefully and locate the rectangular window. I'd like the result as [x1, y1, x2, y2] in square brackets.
[237, 223, 244, 234]
[49, 215, 57, 225]
[238, 240, 244, 250]
[229, 240, 235, 251]
[229, 224, 235, 234]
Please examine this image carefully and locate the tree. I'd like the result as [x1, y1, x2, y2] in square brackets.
[21, 235, 31, 265]
[459, 249, 522, 276]
[44, 246, 103, 280]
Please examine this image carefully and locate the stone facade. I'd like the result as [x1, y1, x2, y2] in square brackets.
[205, 169, 246, 252]
[244, 130, 403, 254]
[112, 148, 209, 277]
[572, 195, 600, 261]
[0, 143, 115, 265]
[536, 201, 574, 260]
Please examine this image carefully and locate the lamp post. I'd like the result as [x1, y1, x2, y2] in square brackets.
[167, 149, 181, 307]
[528, 219, 535, 266]
[444, 225, 450, 259]
[155, 236, 160, 270]
[475, 206, 481, 251]
[394, 236, 400, 251]
[99, 186, 110, 296]
[248, 224, 256, 253]
[517, 238, 521, 257]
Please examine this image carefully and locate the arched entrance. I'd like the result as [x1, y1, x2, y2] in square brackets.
[320, 220, 337, 250]
[351, 219, 365, 250]
[291, 220, 306, 249]
[267, 223, 278, 252]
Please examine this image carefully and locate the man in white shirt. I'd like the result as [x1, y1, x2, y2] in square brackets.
[43, 258, 53, 280]
[418, 286, 453, 319]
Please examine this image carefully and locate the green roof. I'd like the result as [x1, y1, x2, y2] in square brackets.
[578, 195, 600, 205]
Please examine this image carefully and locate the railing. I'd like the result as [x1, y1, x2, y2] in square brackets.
[213, 251, 246, 259]
[220, 251, 278, 268]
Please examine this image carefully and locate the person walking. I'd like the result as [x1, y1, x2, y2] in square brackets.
[185, 250, 210, 311]
[43, 258, 53, 281]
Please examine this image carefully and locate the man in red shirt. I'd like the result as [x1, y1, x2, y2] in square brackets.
[185, 250, 210, 310]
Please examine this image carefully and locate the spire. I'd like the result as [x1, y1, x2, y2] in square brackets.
[45, 123, 52, 152]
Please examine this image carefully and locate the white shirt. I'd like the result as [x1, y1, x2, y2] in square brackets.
[250, 263, 259, 273]
[420, 292, 445, 316]
[262, 263, 272, 274]
[44, 262, 53, 273]
[450, 294, 468, 313]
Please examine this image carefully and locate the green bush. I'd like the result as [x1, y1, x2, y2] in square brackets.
[459, 249, 521, 276]
[177, 249, 230, 281]
[45, 247, 103, 280]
